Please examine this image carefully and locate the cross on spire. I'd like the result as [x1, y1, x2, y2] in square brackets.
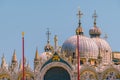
[92, 10, 97, 26]
[77, 8, 83, 26]
[46, 28, 51, 43]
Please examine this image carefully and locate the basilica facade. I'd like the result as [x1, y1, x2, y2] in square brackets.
[0, 10, 120, 80]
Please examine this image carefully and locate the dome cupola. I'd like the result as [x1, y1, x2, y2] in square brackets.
[89, 11, 112, 64]
[62, 9, 99, 59]
[89, 10, 101, 38]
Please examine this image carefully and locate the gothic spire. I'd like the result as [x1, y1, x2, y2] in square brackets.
[19, 60, 22, 70]
[27, 61, 30, 69]
[12, 49, 17, 63]
[1, 54, 7, 68]
[34, 47, 39, 61]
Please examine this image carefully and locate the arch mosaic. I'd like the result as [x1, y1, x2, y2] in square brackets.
[80, 66, 98, 80]
[40, 62, 73, 80]
[102, 68, 120, 80]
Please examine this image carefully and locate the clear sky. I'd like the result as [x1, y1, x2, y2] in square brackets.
[0, 0, 120, 69]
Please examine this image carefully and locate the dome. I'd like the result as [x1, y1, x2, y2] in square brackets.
[61, 35, 99, 59]
[91, 37, 112, 64]
[89, 26, 101, 38]
[92, 38, 112, 52]
[89, 11, 112, 64]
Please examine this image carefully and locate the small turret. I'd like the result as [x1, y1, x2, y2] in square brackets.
[19, 60, 22, 70]
[34, 48, 40, 70]
[11, 50, 18, 68]
[34, 48, 39, 61]
[27, 61, 30, 69]
[1, 54, 7, 69]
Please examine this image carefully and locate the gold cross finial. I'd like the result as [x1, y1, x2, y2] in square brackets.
[77, 8, 83, 26]
[77, 8, 83, 19]
[92, 10, 97, 26]
[46, 28, 51, 43]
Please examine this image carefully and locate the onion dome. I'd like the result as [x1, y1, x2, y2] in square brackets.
[61, 9, 99, 59]
[89, 10, 101, 38]
[89, 26, 101, 38]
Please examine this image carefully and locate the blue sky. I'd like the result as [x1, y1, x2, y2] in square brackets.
[0, 0, 120, 69]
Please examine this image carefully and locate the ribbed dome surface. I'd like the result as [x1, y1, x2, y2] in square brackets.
[92, 38, 111, 52]
[92, 37, 112, 63]
[61, 35, 99, 59]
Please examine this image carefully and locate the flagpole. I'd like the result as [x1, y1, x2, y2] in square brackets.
[76, 8, 83, 80]
[22, 32, 25, 80]
[77, 35, 80, 80]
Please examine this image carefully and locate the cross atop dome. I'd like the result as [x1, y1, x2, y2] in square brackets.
[46, 28, 51, 44]
[92, 10, 97, 26]
[77, 8, 83, 26]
